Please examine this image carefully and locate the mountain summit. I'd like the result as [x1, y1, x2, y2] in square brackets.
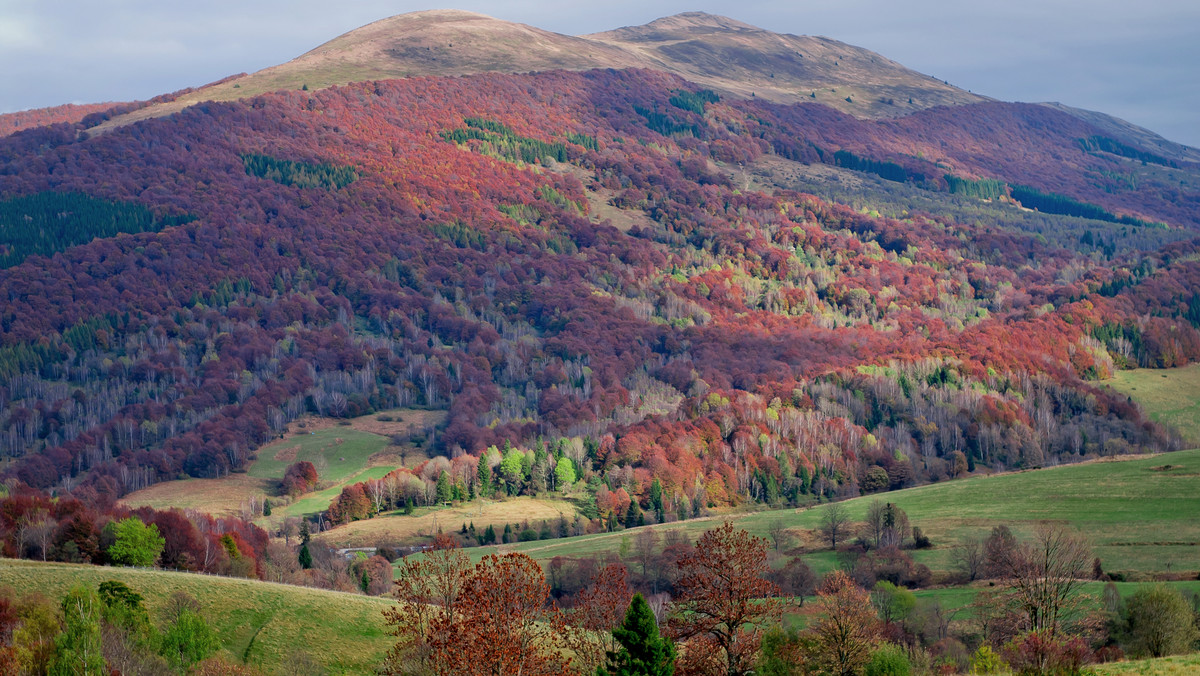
[91, 10, 982, 132]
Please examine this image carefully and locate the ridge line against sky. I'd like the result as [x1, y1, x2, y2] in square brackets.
[0, 1, 1197, 148]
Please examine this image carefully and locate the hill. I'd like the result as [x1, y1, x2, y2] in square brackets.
[0, 558, 393, 674]
[87, 9, 982, 133]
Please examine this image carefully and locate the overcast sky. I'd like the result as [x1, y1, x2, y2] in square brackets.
[1, 1, 1197, 147]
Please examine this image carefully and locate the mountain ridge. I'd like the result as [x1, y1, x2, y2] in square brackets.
[83, 9, 984, 134]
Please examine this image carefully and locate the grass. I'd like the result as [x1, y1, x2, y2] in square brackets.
[1097, 654, 1200, 675]
[1107, 364, 1200, 446]
[496, 449, 1200, 578]
[317, 496, 581, 549]
[123, 409, 444, 522]
[0, 558, 393, 675]
[247, 428, 390, 484]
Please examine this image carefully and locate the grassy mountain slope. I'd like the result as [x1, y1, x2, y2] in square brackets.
[88, 9, 982, 133]
[1107, 364, 1200, 447]
[587, 11, 981, 117]
[0, 558, 392, 674]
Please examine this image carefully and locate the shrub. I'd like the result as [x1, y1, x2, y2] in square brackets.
[1002, 630, 1092, 676]
[865, 643, 912, 676]
[970, 645, 1008, 674]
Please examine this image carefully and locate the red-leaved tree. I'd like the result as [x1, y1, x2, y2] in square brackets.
[668, 522, 783, 676]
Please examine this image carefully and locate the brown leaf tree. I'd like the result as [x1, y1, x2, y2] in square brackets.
[809, 570, 881, 676]
[568, 561, 634, 674]
[382, 533, 470, 675]
[428, 552, 572, 676]
[668, 522, 783, 676]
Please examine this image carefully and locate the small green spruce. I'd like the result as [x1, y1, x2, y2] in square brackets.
[602, 593, 675, 676]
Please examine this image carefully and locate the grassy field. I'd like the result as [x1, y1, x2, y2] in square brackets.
[778, 580, 1200, 630]
[1107, 364, 1200, 446]
[1096, 654, 1200, 675]
[123, 409, 444, 522]
[316, 496, 581, 549]
[0, 558, 392, 674]
[494, 449, 1200, 579]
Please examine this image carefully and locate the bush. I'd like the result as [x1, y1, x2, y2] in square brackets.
[1122, 583, 1200, 657]
[970, 645, 1008, 674]
[1002, 630, 1092, 676]
[865, 643, 912, 676]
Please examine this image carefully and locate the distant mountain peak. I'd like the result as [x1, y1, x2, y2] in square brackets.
[613, 11, 765, 36]
[87, 8, 984, 134]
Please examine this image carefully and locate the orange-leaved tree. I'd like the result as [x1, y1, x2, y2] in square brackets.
[427, 552, 573, 676]
[567, 561, 634, 673]
[668, 521, 783, 676]
[382, 533, 469, 675]
[810, 570, 881, 676]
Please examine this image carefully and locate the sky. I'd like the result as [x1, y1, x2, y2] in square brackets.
[1, 1, 1197, 147]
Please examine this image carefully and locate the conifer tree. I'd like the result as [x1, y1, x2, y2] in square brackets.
[604, 593, 675, 676]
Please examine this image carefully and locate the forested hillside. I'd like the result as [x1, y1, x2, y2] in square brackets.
[1, 66, 1198, 514]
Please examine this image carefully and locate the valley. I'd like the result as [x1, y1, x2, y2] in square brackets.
[0, 7, 1198, 676]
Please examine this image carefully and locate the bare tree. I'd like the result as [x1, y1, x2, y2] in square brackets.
[1003, 525, 1094, 635]
[819, 502, 851, 550]
[18, 510, 56, 561]
[367, 479, 387, 515]
[633, 527, 658, 579]
[767, 518, 792, 553]
[951, 535, 985, 582]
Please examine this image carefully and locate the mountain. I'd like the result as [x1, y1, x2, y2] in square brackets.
[587, 12, 982, 115]
[85, 10, 983, 134]
[1037, 101, 1200, 165]
[0, 11, 1198, 512]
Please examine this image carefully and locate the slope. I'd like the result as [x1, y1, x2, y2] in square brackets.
[502, 448, 1200, 578]
[2, 67, 1197, 525]
[587, 11, 982, 117]
[0, 558, 393, 673]
[87, 9, 982, 133]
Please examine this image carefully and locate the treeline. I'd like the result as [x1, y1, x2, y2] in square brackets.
[1009, 183, 1158, 227]
[944, 174, 1007, 200]
[0, 490, 268, 577]
[1078, 135, 1175, 167]
[834, 149, 911, 183]
[0, 191, 190, 268]
[241, 152, 358, 190]
[441, 117, 571, 164]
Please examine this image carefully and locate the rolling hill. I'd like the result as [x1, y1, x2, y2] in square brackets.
[0, 558, 392, 673]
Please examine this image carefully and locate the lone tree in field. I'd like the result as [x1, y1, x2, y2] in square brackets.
[819, 502, 851, 550]
[669, 522, 782, 676]
[604, 593, 676, 676]
[1001, 525, 1094, 636]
